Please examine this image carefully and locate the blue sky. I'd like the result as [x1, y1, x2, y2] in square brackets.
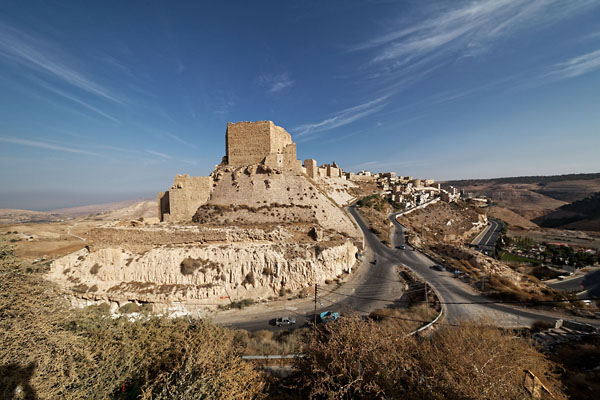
[1, 0, 600, 210]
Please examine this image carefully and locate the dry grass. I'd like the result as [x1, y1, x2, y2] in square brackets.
[0, 238, 265, 399]
[235, 328, 310, 356]
[369, 303, 439, 332]
[547, 336, 600, 400]
[356, 195, 394, 246]
[295, 316, 565, 399]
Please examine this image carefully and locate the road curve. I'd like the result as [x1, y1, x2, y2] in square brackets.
[215, 206, 405, 332]
[216, 206, 597, 332]
[389, 213, 600, 328]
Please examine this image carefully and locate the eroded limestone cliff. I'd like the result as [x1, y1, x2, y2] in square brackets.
[49, 234, 356, 314]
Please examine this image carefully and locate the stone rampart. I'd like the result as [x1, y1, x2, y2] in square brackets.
[158, 121, 308, 223]
[226, 121, 274, 166]
[159, 175, 212, 222]
[157, 191, 169, 221]
[304, 159, 317, 179]
[89, 226, 283, 252]
[327, 166, 341, 178]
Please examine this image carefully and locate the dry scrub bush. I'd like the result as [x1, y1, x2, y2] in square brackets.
[0, 239, 265, 399]
[235, 328, 310, 356]
[295, 316, 564, 399]
[369, 303, 438, 332]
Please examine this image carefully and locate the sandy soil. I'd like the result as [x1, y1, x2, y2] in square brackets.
[1, 221, 92, 261]
[0, 200, 157, 261]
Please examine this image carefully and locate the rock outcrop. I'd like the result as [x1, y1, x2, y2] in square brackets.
[49, 237, 357, 314]
[194, 164, 361, 239]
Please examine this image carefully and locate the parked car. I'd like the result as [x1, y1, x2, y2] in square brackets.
[275, 316, 296, 326]
[319, 311, 339, 323]
[431, 264, 443, 271]
[396, 244, 406, 250]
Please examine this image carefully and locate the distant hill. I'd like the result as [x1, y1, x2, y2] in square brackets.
[445, 172, 600, 187]
[533, 192, 600, 231]
[50, 198, 153, 217]
[0, 199, 156, 224]
[444, 173, 600, 222]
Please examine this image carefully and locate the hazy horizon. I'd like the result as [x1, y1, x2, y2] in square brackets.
[3, 171, 599, 212]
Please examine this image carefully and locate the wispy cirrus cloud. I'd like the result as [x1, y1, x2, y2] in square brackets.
[354, 0, 598, 85]
[0, 137, 102, 157]
[295, 95, 388, 139]
[295, 1, 598, 143]
[26, 75, 120, 123]
[160, 131, 197, 149]
[145, 149, 171, 159]
[0, 23, 126, 105]
[547, 48, 600, 80]
[259, 72, 294, 93]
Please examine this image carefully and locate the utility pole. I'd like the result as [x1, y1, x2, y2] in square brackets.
[313, 283, 318, 345]
[424, 284, 429, 319]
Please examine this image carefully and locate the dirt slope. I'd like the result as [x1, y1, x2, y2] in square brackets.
[486, 206, 538, 230]
[447, 173, 600, 222]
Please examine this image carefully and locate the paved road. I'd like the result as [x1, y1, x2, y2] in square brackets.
[216, 206, 406, 332]
[549, 269, 600, 298]
[388, 214, 591, 327]
[215, 207, 597, 332]
[472, 218, 502, 255]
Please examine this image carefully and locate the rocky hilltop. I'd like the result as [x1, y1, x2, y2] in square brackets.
[48, 121, 362, 314]
[195, 163, 360, 238]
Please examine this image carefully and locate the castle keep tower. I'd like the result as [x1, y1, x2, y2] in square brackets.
[226, 121, 302, 171]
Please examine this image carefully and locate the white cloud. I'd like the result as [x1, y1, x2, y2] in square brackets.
[0, 23, 126, 105]
[259, 73, 294, 93]
[548, 48, 600, 79]
[0, 137, 102, 156]
[294, 95, 388, 139]
[163, 131, 196, 148]
[145, 149, 171, 159]
[27, 75, 120, 123]
[354, 0, 598, 86]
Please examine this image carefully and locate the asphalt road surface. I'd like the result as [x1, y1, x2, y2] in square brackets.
[216, 206, 406, 332]
[549, 269, 600, 298]
[472, 218, 502, 254]
[389, 214, 562, 327]
[215, 207, 597, 332]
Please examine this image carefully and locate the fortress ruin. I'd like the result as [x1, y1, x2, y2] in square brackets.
[53, 120, 363, 313]
[158, 120, 352, 222]
[226, 121, 302, 172]
[158, 121, 302, 222]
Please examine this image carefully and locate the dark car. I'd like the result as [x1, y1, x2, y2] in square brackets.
[396, 244, 406, 250]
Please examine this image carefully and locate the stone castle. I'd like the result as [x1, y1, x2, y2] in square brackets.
[226, 120, 302, 171]
[158, 120, 356, 223]
[51, 120, 363, 312]
[158, 121, 305, 222]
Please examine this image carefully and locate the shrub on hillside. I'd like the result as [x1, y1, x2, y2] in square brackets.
[295, 316, 564, 399]
[0, 239, 265, 399]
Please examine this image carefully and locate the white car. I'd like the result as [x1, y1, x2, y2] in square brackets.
[275, 317, 296, 326]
